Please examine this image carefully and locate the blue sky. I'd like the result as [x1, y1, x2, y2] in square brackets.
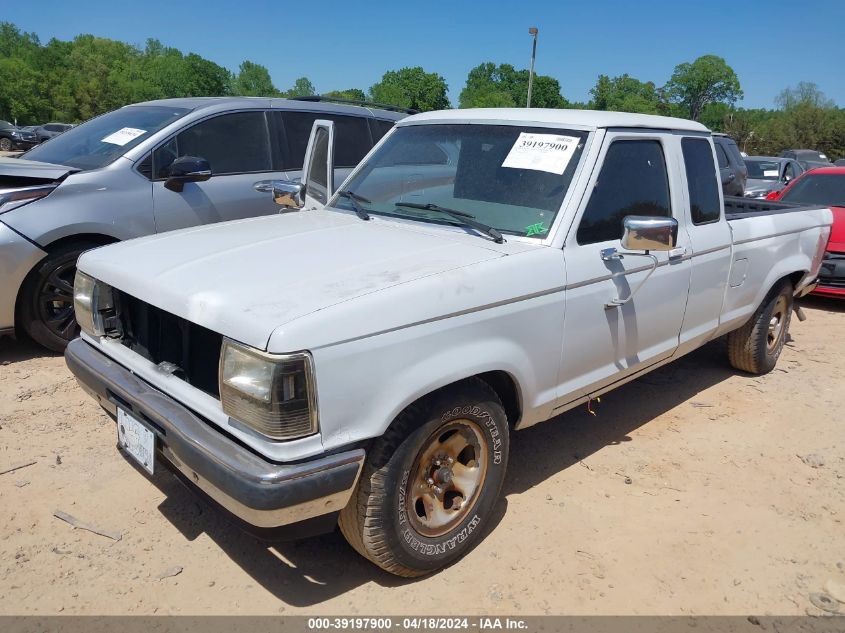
[5, 0, 845, 108]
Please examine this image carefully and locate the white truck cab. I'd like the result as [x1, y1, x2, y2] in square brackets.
[66, 109, 832, 576]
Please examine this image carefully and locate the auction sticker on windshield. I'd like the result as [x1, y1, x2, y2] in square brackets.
[101, 127, 147, 146]
[502, 132, 580, 175]
[117, 408, 155, 474]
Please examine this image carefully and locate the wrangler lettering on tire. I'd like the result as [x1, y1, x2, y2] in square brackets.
[338, 378, 509, 577]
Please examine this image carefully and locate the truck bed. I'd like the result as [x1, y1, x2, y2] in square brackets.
[724, 196, 814, 221]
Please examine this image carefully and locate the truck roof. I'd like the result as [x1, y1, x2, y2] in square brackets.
[400, 108, 710, 133]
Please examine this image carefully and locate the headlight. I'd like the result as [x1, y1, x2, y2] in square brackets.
[73, 271, 114, 337]
[0, 185, 57, 214]
[219, 339, 318, 440]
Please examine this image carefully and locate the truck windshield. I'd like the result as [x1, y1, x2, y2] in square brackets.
[333, 124, 588, 239]
[745, 159, 781, 180]
[23, 105, 189, 171]
[780, 174, 845, 207]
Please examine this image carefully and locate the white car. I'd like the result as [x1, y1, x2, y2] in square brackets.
[66, 109, 832, 577]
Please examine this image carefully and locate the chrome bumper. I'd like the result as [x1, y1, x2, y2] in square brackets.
[0, 222, 47, 332]
[65, 338, 365, 531]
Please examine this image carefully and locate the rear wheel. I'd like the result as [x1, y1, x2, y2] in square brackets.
[339, 379, 509, 577]
[18, 242, 99, 352]
[727, 281, 793, 374]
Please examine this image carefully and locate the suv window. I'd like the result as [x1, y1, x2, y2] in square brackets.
[715, 142, 730, 168]
[681, 138, 721, 225]
[784, 162, 796, 180]
[153, 111, 271, 178]
[370, 119, 395, 143]
[280, 111, 372, 169]
[577, 139, 671, 245]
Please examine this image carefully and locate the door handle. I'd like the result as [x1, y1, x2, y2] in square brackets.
[668, 246, 687, 260]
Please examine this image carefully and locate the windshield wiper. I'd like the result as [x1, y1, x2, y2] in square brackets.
[393, 202, 505, 244]
[337, 189, 371, 221]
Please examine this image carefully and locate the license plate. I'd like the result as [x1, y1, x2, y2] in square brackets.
[117, 408, 155, 475]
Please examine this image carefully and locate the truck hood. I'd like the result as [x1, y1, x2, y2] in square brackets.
[78, 210, 506, 349]
[0, 156, 79, 183]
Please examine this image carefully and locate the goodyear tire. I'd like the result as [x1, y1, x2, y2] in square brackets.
[727, 280, 793, 375]
[339, 378, 509, 577]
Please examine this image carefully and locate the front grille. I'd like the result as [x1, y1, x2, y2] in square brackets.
[115, 291, 222, 397]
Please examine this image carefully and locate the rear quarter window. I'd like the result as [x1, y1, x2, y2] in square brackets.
[682, 138, 722, 225]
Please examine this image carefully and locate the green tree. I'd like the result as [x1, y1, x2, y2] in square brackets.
[370, 67, 450, 112]
[324, 88, 367, 102]
[664, 55, 743, 121]
[232, 60, 276, 96]
[459, 62, 567, 109]
[775, 81, 834, 110]
[589, 74, 661, 113]
[281, 77, 316, 98]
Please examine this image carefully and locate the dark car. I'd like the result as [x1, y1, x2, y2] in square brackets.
[834, 159, 845, 167]
[0, 120, 39, 151]
[32, 122, 75, 143]
[713, 134, 747, 196]
[779, 149, 833, 171]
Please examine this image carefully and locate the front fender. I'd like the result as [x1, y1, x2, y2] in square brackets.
[310, 294, 565, 452]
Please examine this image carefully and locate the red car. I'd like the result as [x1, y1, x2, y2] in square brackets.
[767, 166, 845, 297]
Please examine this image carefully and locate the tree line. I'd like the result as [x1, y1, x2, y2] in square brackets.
[1, 22, 842, 160]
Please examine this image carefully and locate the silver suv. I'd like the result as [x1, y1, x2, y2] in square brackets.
[0, 97, 407, 350]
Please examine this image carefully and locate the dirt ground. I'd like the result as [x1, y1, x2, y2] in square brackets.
[1, 296, 843, 616]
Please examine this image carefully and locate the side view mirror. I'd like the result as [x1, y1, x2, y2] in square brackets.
[164, 156, 212, 192]
[253, 180, 305, 210]
[621, 216, 678, 252]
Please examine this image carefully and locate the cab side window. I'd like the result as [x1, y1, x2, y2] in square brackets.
[681, 138, 721, 225]
[576, 140, 671, 245]
[152, 111, 271, 179]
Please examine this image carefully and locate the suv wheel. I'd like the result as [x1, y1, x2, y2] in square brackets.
[18, 242, 98, 352]
[0, 138, 12, 151]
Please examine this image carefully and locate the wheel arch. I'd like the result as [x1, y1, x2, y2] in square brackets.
[14, 232, 120, 335]
[379, 370, 524, 444]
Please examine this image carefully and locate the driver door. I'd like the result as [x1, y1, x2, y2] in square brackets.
[555, 132, 692, 406]
[301, 120, 336, 209]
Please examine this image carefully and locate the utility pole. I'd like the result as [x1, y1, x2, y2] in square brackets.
[527, 27, 538, 108]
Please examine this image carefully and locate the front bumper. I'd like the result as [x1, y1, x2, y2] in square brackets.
[0, 222, 47, 333]
[65, 338, 365, 533]
[815, 250, 845, 298]
[12, 139, 38, 150]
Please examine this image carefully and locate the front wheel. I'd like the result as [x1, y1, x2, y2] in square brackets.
[0, 138, 12, 151]
[727, 280, 793, 375]
[18, 242, 98, 352]
[339, 379, 509, 577]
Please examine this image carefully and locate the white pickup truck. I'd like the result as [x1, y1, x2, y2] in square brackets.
[66, 109, 832, 577]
